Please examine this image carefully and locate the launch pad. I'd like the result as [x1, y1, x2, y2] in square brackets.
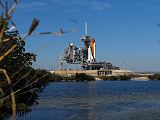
[61, 23, 119, 70]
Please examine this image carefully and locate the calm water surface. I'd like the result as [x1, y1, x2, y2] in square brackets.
[17, 81, 160, 120]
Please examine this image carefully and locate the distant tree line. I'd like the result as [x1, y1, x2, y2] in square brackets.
[148, 74, 160, 80]
[98, 75, 132, 81]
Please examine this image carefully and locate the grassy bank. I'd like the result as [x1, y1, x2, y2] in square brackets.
[148, 74, 160, 80]
[97, 75, 132, 81]
[48, 73, 95, 82]
[48, 73, 132, 81]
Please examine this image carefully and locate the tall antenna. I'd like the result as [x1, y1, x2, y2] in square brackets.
[85, 22, 88, 35]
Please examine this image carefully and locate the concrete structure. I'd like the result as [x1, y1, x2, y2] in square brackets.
[50, 69, 133, 77]
[82, 62, 119, 70]
[112, 70, 133, 76]
[50, 69, 113, 76]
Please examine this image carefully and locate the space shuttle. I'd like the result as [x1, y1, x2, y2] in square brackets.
[88, 38, 96, 62]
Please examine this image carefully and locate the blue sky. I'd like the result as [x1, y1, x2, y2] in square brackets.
[10, 0, 160, 71]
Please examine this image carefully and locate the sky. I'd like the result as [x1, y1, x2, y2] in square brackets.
[6, 0, 160, 72]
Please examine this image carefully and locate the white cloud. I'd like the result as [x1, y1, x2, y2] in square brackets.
[91, 2, 111, 10]
[18, 2, 48, 11]
[52, 0, 111, 11]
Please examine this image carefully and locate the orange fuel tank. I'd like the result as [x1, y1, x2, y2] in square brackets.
[90, 38, 95, 59]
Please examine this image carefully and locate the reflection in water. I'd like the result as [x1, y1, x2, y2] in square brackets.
[16, 81, 160, 120]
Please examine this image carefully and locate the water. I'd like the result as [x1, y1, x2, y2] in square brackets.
[17, 81, 160, 120]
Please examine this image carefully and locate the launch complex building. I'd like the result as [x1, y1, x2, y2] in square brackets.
[62, 23, 119, 71]
[51, 23, 134, 76]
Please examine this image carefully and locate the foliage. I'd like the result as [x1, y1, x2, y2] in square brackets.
[98, 75, 131, 81]
[64, 73, 95, 81]
[0, 0, 47, 119]
[148, 74, 160, 80]
[0, 27, 49, 118]
[0, 29, 36, 76]
[48, 73, 64, 82]
[119, 75, 131, 80]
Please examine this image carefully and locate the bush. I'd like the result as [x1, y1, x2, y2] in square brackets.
[148, 74, 160, 80]
[119, 75, 131, 80]
[63, 73, 95, 81]
[97, 75, 131, 81]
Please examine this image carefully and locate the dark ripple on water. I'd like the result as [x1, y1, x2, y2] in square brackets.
[17, 81, 160, 120]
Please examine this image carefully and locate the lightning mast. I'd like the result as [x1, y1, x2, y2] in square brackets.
[81, 22, 91, 65]
[85, 22, 88, 35]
